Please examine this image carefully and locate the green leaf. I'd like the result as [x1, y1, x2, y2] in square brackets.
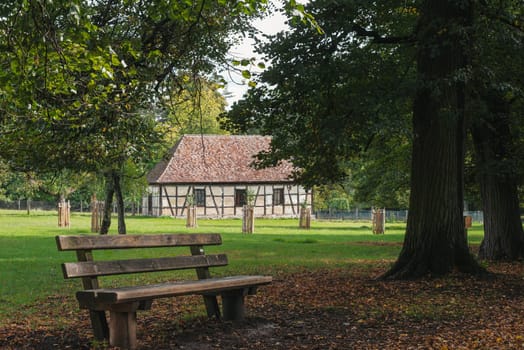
[111, 55, 120, 66]
[241, 70, 251, 79]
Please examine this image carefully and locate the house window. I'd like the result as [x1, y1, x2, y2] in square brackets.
[273, 188, 284, 205]
[194, 189, 206, 207]
[235, 189, 247, 207]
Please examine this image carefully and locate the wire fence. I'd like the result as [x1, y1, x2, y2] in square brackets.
[314, 209, 408, 222]
[0, 200, 485, 223]
[314, 209, 484, 223]
[0, 200, 59, 211]
[0, 200, 142, 215]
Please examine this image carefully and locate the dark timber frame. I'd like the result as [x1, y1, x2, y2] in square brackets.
[147, 183, 311, 218]
[56, 234, 272, 349]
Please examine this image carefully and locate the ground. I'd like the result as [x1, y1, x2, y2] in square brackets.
[2, 262, 524, 350]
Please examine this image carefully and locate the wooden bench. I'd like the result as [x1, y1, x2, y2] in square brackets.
[56, 233, 272, 349]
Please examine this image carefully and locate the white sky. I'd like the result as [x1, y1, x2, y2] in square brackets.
[221, 7, 289, 105]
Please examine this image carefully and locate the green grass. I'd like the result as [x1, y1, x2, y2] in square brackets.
[0, 210, 485, 324]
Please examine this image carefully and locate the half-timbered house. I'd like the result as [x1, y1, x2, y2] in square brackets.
[144, 134, 312, 218]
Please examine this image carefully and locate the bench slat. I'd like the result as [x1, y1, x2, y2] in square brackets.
[62, 254, 228, 278]
[56, 234, 222, 251]
[76, 275, 273, 306]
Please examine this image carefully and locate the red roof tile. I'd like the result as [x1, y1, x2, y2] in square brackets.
[147, 135, 295, 184]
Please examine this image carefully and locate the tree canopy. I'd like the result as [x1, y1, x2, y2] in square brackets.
[222, 0, 416, 190]
[0, 0, 265, 172]
[0, 0, 275, 231]
[222, 0, 524, 277]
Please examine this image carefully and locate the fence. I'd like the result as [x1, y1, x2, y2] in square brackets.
[0, 200, 486, 224]
[0, 199, 142, 215]
[0, 200, 57, 211]
[314, 209, 408, 222]
[314, 209, 484, 223]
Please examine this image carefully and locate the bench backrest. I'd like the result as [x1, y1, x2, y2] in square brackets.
[56, 233, 225, 288]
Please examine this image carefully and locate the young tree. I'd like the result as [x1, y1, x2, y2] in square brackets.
[351, 136, 411, 209]
[0, 161, 10, 201]
[163, 78, 229, 144]
[2, 171, 41, 214]
[0, 0, 271, 233]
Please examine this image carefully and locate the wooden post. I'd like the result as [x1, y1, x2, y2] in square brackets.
[58, 201, 63, 227]
[242, 205, 254, 234]
[372, 208, 385, 234]
[299, 207, 311, 229]
[58, 200, 63, 227]
[186, 206, 197, 228]
[464, 215, 472, 228]
[91, 195, 104, 233]
[58, 199, 70, 228]
[65, 200, 70, 227]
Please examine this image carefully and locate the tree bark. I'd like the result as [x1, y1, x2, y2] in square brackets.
[100, 172, 114, 235]
[113, 172, 127, 235]
[383, 0, 484, 279]
[472, 90, 524, 260]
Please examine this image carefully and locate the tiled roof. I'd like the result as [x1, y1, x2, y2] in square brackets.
[147, 135, 295, 184]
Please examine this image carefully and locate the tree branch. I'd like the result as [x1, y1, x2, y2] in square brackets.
[351, 24, 416, 44]
[478, 1, 524, 33]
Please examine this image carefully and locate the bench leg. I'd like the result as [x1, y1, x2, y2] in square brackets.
[109, 310, 137, 350]
[221, 291, 245, 321]
[89, 310, 109, 340]
[203, 295, 221, 319]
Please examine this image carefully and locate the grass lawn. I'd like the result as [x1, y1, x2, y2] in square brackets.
[5, 210, 523, 350]
[0, 209, 485, 326]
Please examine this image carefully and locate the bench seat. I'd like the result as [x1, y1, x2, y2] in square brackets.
[77, 275, 272, 307]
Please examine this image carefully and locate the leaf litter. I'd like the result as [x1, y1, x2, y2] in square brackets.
[1, 261, 524, 349]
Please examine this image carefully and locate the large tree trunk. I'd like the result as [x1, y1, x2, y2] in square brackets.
[100, 172, 115, 235]
[113, 172, 127, 235]
[383, 0, 483, 279]
[472, 90, 524, 260]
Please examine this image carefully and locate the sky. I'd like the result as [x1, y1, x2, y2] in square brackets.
[221, 6, 289, 105]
